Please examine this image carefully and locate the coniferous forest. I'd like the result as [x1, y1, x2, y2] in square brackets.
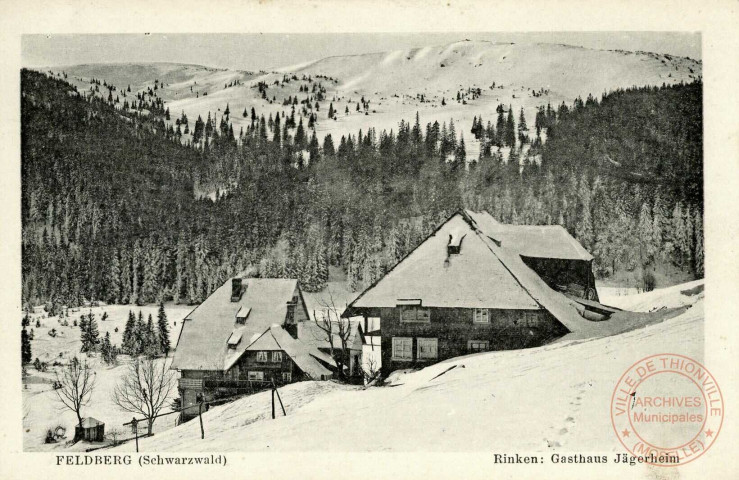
[21, 69, 703, 310]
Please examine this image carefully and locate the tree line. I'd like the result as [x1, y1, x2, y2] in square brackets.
[21, 69, 703, 312]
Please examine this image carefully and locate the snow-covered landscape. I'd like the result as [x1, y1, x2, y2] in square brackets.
[22, 304, 192, 451]
[21, 281, 704, 453]
[108, 281, 703, 452]
[52, 40, 701, 161]
[18, 31, 718, 480]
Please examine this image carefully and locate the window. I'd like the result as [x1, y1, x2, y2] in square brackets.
[473, 308, 490, 324]
[468, 340, 490, 353]
[366, 317, 381, 332]
[400, 306, 431, 323]
[392, 337, 413, 361]
[417, 338, 438, 360]
[524, 311, 538, 327]
[282, 372, 292, 383]
[272, 351, 283, 363]
[248, 371, 264, 381]
[256, 351, 268, 362]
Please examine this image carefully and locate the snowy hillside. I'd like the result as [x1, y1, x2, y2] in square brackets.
[50, 40, 701, 160]
[115, 282, 703, 453]
[22, 304, 192, 451]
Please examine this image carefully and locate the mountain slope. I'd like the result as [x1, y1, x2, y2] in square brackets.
[49, 40, 701, 159]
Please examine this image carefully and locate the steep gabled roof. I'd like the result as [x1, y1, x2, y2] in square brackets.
[465, 210, 593, 261]
[466, 214, 601, 337]
[171, 278, 299, 371]
[233, 325, 334, 379]
[345, 210, 602, 337]
[348, 212, 540, 310]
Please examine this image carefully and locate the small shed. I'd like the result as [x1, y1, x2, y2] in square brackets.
[75, 417, 105, 442]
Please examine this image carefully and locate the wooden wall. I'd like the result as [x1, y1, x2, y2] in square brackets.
[368, 306, 567, 376]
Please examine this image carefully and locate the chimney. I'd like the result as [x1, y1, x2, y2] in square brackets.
[447, 233, 465, 256]
[231, 278, 244, 302]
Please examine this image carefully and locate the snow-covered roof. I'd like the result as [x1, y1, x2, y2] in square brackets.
[345, 210, 602, 336]
[80, 417, 104, 428]
[348, 212, 540, 310]
[465, 210, 593, 261]
[232, 325, 334, 379]
[171, 278, 300, 371]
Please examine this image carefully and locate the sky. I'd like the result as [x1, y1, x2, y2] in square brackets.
[22, 32, 701, 71]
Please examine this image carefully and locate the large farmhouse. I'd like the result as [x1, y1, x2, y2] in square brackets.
[343, 210, 606, 376]
[171, 277, 334, 420]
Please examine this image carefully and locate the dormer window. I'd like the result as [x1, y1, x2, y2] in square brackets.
[236, 307, 251, 325]
[227, 331, 242, 348]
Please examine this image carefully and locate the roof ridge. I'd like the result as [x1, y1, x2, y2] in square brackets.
[462, 211, 542, 309]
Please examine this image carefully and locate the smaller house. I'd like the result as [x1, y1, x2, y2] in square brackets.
[235, 325, 335, 386]
[171, 277, 336, 421]
[75, 417, 105, 442]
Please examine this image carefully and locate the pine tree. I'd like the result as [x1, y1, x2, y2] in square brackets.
[135, 311, 146, 355]
[122, 310, 136, 355]
[157, 303, 171, 356]
[107, 250, 121, 304]
[670, 202, 688, 267]
[22, 327, 32, 364]
[100, 331, 111, 364]
[328, 102, 334, 119]
[145, 313, 159, 357]
[80, 311, 99, 353]
[694, 209, 704, 277]
[652, 192, 666, 260]
[505, 106, 516, 148]
[518, 107, 528, 143]
[495, 107, 506, 147]
[637, 202, 654, 264]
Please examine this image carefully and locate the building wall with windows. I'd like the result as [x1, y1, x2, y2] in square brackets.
[234, 349, 303, 385]
[371, 306, 566, 376]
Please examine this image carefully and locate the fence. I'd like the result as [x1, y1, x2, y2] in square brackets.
[121, 380, 287, 452]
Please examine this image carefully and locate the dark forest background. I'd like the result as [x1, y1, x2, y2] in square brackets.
[21, 69, 703, 310]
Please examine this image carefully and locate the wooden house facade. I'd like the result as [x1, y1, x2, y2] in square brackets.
[172, 277, 334, 421]
[343, 210, 601, 377]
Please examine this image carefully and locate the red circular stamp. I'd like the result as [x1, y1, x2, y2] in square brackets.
[610, 353, 724, 466]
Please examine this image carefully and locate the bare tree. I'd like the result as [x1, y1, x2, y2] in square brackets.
[106, 427, 123, 446]
[53, 356, 96, 427]
[112, 357, 176, 435]
[313, 288, 353, 380]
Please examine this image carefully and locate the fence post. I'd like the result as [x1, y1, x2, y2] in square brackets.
[198, 400, 205, 439]
[132, 417, 138, 453]
[271, 388, 275, 419]
[275, 388, 286, 416]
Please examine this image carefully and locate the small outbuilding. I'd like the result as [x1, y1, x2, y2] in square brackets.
[75, 417, 105, 442]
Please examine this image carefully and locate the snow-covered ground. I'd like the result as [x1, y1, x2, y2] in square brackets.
[114, 282, 704, 453]
[600, 279, 704, 312]
[22, 304, 192, 452]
